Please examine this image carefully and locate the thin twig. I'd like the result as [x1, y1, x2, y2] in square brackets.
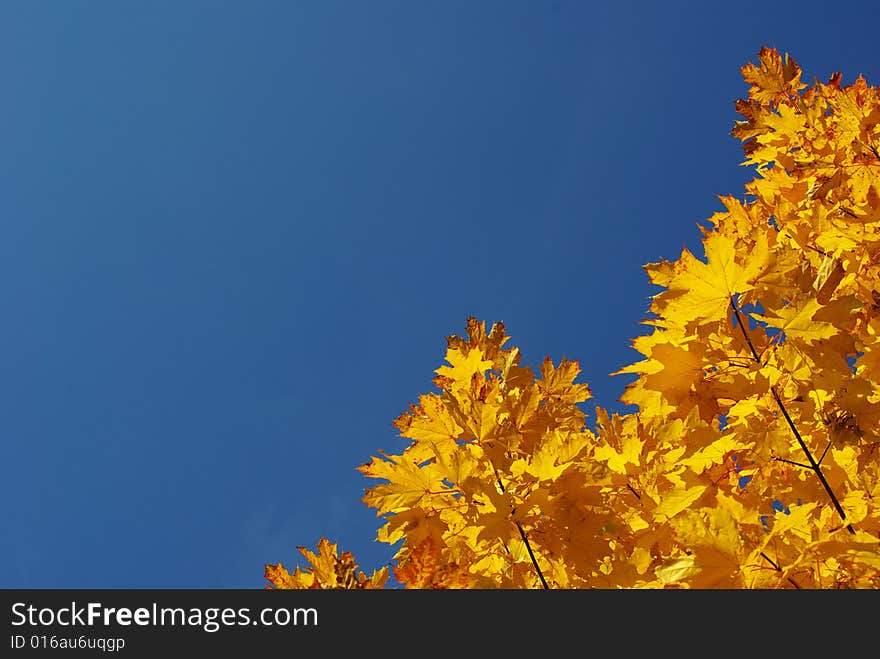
[817, 439, 833, 466]
[626, 483, 642, 501]
[492, 467, 550, 589]
[514, 520, 550, 590]
[769, 387, 854, 534]
[760, 552, 801, 589]
[772, 455, 812, 469]
[730, 297, 855, 535]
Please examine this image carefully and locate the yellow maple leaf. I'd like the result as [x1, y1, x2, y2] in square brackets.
[394, 393, 464, 446]
[265, 538, 388, 589]
[652, 484, 708, 521]
[654, 232, 768, 325]
[511, 437, 569, 482]
[434, 346, 494, 391]
[654, 555, 701, 585]
[263, 562, 311, 590]
[751, 294, 857, 344]
[537, 356, 592, 404]
[679, 434, 749, 475]
[739, 47, 806, 106]
[593, 432, 643, 475]
[359, 450, 450, 515]
[394, 536, 471, 589]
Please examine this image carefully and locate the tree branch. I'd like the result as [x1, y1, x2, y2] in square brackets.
[759, 552, 801, 589]
[730, 297, 855, 535]
[492, 467, 550, 589]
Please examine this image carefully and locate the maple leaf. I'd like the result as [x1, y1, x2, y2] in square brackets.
[593, 419, 643, 475]
[651, 232, 769, 326]
[739, 47, 806, 106]
[615, 333, 711, 412]
[654, 555, 701, 585]
[394, 394, 464, 445]
[678, 434, 750, 475]
[751, 294, 858, 344]
[394, 536, 471, 589]
[434, 346, 494, 392]
[537, 356, 592, 405]
[359, 450, 453, 515]
[265, 538, 388, 589]
[263, 562, 310, 590]
[651, 483, 708, 522]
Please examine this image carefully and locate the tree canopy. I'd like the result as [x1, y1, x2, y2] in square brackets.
[266, 48, 880, 589]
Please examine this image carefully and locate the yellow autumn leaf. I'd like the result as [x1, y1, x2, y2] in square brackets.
[654, 232, 769, 325]
[654, 555, 701, 585]
[679, 435, 750, 474]
[266, 538, 388, 590]
[359, 451, 450, 515]
[593, 432, 643, 474]
[652, 485, 708, 521]
[751, 295, 856, 343]
[740, 47, 806, 106]
[435, 346, 494, 390]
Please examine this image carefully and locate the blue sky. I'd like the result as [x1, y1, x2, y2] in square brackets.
[2, 1, 878, 588]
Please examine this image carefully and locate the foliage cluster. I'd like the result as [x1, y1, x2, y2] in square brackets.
[266, 48, 880, 588]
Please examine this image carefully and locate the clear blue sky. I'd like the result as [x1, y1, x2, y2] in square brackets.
[2, 1, 878, 588]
